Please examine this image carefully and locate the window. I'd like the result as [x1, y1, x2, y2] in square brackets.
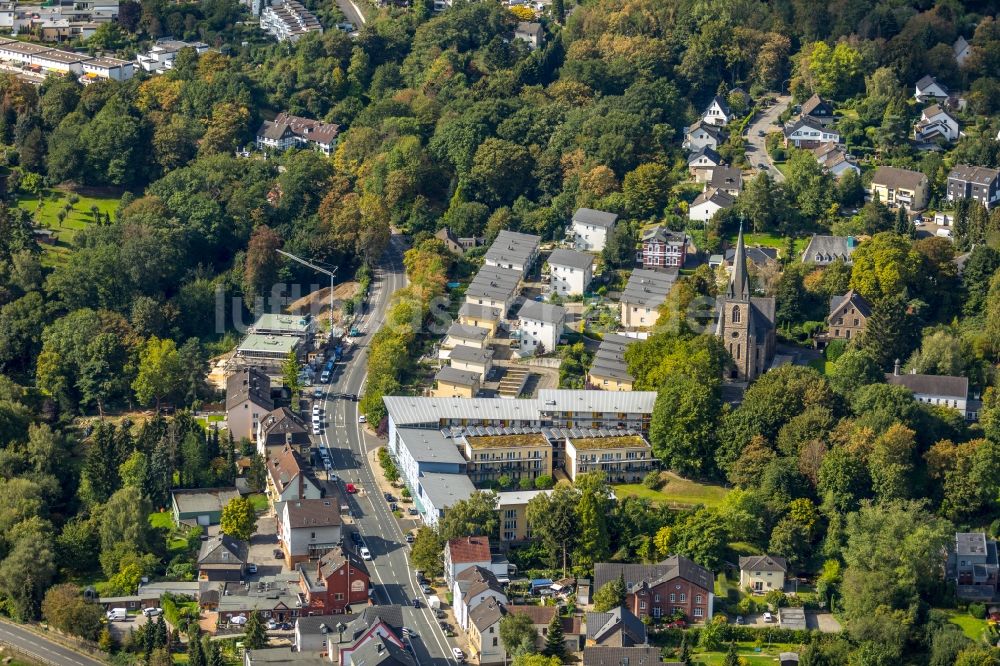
[693, 608, 703, 618]
[639, 601, 646, 610]
[335, 593, 344, 600]
[732, 306, 741, 324]
[679, 593, 686, 602]
[493, 638, 498, 647]
[695, 595, 702, 603]
[669, 593, 675, 602]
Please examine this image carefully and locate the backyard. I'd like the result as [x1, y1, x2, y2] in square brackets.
[689, 642, 804, 665]
[614, 472, 730, 508]
[937, 609, 992, 642]
[14, 187, 121, 266]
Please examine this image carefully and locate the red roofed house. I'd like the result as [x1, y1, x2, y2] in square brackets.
[444, 536, 492, 587]
[297, 546, 371, 614]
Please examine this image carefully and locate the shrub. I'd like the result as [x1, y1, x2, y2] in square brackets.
[969, 602, 987, 619]
[825, 339, 847, 362]
[642, 471, 664, 490]
[764, 589, 788, 609]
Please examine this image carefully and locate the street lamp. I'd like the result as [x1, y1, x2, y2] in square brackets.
[276, 249, 338, 343]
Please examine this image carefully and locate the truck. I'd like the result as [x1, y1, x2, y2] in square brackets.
[332, 345, 343, 362]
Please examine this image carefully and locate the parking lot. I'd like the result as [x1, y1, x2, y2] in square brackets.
[247, 515, 286, 575]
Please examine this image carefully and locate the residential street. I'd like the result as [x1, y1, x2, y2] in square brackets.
[315, 235, 457, 666]
[744, 94, 791, 182]
[335, 0, 367, 27]
[0, 619, 106, 666]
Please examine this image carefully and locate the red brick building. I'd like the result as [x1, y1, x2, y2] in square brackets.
[592, 556, 714, 623]
[298, 546, 371, 614]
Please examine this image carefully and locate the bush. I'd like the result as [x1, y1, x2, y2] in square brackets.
[764, 589, 788, 609]
[534, 475, 554, 489]
[825, 339, 847, 362]
[969, 602, 987, 619]
[736, 596, 758, 615]
[642, 471, 664, 490]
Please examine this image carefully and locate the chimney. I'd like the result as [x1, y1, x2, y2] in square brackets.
[894, 359, 901, 376]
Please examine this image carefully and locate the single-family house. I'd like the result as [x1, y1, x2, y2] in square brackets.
[433, 366, 481, 399]
[947, 165, 1000, 209]
[886, 361, 978, 420]
[514, 21, 543, 49]
[639, 226, 687, 269]
[620, 269, 677, 329]
[444, 536, 492, 587]
[783, 117, 840, 149]
[256, 406, 311, 456]
[812, 143, 860, 179]
[517, 301, 565, 355]
[954, 36, 973, 66]
[453, 566, 508, 631]
[950, 532, 999, 601]
[687, 146, 723, 182]
[708, 165, 743, 197]
[584, 606, 647, 647]
[800, 94, 834, 122]
[914, 104, 961, 143]
[871, 166, 929, 210]
[547, 248, 594, 296]
[171, 487, 240, 527]
[801, 235, 858, 265]
[198, 534, 248, 582]
[825, 290, 871, 342]
[914, 75, 949, 103]
[738, 555, 788, 593]
[593, 556, 714, 622]
[256, 112, 339, 155]
[448, 345, 494, 380]
[507, 605, 584, 653]
[441, 322, 490, 356]
[278, 498, 342, 568]
[702, 95, 734, 126]
[587, 333, 639, 391]
[682, 121, 725, 152]
[467, 597, 506, 665]
[458, 303, 503, 336]
[226, 367, 274, 443]
[689, 187, 735, 222]
[571, 208, 618, 252]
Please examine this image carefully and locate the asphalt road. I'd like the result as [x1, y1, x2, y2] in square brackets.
[0, 619, 106, 666]
[336, 0, 367, 28]
[744, 94, 791, 182]
[315, 235, 457, 666]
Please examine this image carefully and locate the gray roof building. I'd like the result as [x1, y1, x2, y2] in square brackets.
[198, 534, 248, 568]
[226, 367, 273, 412]
[572, 208, 619, 229]
[458, 303, 503, 321]
[584, 647, 683, 666]
[621, 269, 677, 308]
[419, 471, 477, 512]
[395, 428, 468, 466]
[469, 596, 504, 632]
[537, 389, 656, 415]
[739, 555, 788, 573]
[593, 556, 713, 594]
[449, 345, 494, 365]
[435, 366, 481, 388]
[708, 165, 743, 194]
[588, 334, 639, 384]
[885, 370, 969, 399]
[829, 291, 871, 318]
[484, 230, 540, 270]
[585, 606, 647, 646]
[801, 234, 858, 265]
[548, 248, 595, 270]
[518, 300, 566, 325]
[446, 322, 490, 344]
[687, 146, 722, 166]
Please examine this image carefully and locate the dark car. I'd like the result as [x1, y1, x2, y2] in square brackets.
[407, 507, 418, 516]
[435, 609, 445, 619]
[351, 532, 362, 544]
[273, 549, 283, 559]
[384, 492, 395, 502]
[390, 503, 399, 511]
[280, 622, 293, 630]
[411, 598, 420, 608]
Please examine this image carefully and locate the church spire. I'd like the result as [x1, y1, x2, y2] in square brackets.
[727, 221, 751, 301]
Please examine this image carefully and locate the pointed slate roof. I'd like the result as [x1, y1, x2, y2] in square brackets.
[726, 225, 751, 301]
[585, 606, 647, 646]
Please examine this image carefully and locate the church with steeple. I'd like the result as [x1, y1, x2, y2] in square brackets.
[715, 226, 776, 382]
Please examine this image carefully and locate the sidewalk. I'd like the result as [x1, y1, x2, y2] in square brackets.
[366, 448, 422, 536]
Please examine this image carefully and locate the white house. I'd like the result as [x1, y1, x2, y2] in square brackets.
[547, 248, 593, 297]
[688, 146, 723, 182]
[914, 104, 961, 143]
[484, 230, 540, 275]
[683, 121, 725, 152]
[914, 75, 949, 103]
[689, 187, 735, 222]
[514, 21, 543, 50]
[517, 301, 565, 355]
[278, 498, 342, 567]
[444, 536, 493, 587]
[571, 208, 618, 252]
[702, 95, 734, 126]
[813, 144, 860, 179]
[783, 117, 840, 149]
[886, 361, 977, 420]
[954, 36, 972, 66]
[453, 566, 508, 631]
[738, 555, 788, 593]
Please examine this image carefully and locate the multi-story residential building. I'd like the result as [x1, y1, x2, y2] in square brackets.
[448, 345, 493, 380]
[825, 290, 871, 343]
[278, 498, 342, 568]
[687, 146, 723, 182]
[484, 230, 540, 275]
[256, 112, 339, 155]
[465, 265, 522, 315]
[441, 323, 490, 358]
[564, 434, 654, 484]
[297, 546, 371, 614]
[453, 566, 508, 631]
[433, 366, 481, 399]
[507, 606, 584, 653]
[256, 406, 311, 457]
[914, 74, 949, 103]
[496, 489, 552, 542]
[639, 227, 687, 269]
[914, 104, 960, 142]
[265, 444, 323, 506]
[136, 39, 209, 74]
[587, 334, 639, 391]
[458, 303, 503, 336]
[682, 121, 725, 152]
[444, 536, 492, 586]
[870, 166, 929, 210]
[514, 21, 544, 49]
[570, 208, 618, 252]
[593, 556, 714, 623]
[584, 606, 647, 647]
[947, 165, 1000, 209]
[886, 361, 978, 421]
[547, 248, 594, 296]
[517, 301, 565, 355]
[619, 269, 677, 329]
[950, 532, 999, 601]
[0, 37, 132, 80]
[460, 433, 553, 486]
[235, 333, 301, 371]
[689, 187, 735, 222]
[538, 389, 656, 432]
[702, 95, 734, 126]
[708, 166, 743, 197]
[260, 0, 322, 42]
[468, 597, 506, 665]
[226, 367, 274, 442]
[801, 234, 858, 265]
[783, 117, 840, 149]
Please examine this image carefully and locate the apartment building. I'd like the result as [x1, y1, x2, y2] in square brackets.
[497, 489, 552, 542]
[260, 0, 322, 42]
[564, 434, 654, 483]
[639, 227, 687, 269]
[587, 334, 639, 391]
[460, 433, 553, 486]
[571, 208, 618, 252]
[870, 166, 929, 210]
[484, 230, 540, 275]
[619, 269, 677, 329]
[547, 248, 594, 297]
[947, 165, 1000, 209]
[537, 389, 656, 432]
[517, 301, 565, 355]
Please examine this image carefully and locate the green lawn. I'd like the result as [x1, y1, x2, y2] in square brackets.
[689, 642, 803, 666]
[938, 609, 990, 641]
[13, 188, 120, 266]
[149, 511, 174, 530]
[614, 472, 730, 508]
[248, 493, 270, 512]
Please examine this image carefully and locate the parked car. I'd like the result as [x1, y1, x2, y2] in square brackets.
[390, 502, 398, 511]
[267, 619, 279, 630]
[274, 549, 283, 559]
[405, 533, 414, 543]
[314, 387, 324, 399]
[230, 615, 248, 626]
[435, 609, 446, 619]
[280, 622, 293, 631]
[762, 611, 774, 623]
[384, 492, 395, 501]
[735, 615, 745, 625]
[247, 563, 258, 574]
[415, 570, 424, 581]
[351, 531, 362, 544]
[757, 130, 766, 137]
[142, 607, 162, 618]
[452, 647, 466, 662]
[312, 404, 321, 415]
[312, 424, 322, 436]
[420, 584, 433, 595]
[407, 507, 418, 516]
[360, 547, 372, 560]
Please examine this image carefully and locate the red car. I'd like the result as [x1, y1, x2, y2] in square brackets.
[346, 483, 357, 494]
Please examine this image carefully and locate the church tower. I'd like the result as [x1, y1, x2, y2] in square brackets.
[719, 225, 753, 380]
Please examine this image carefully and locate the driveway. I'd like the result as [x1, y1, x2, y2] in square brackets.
[744, 95, 791, 182]
[247, 516, 285, 576]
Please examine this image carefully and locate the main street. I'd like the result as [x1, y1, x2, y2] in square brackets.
[316, 235, 457, 666]
[0, 619, 106, 666]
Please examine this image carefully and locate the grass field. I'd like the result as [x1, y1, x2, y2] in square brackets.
[690, 642, 803, 665]
[149, 511, 174, 530]
[614, 472, 730, 508]
[938, 609, 990, 641]
[14, 188, 120, 266]
[248, 493, 269, 512]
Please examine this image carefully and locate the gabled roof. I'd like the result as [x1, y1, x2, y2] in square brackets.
[620, 268, 677, 308]
[685, 120, 725, 141]
[707, 95, 731, 116]
[266, 444, 320, 496]
[259, 406, 308, 438]
[593, 555, 714, 593]
[198, 534, 248, 566]
[585, 606, 647, 646]
[456, 565, 504, 599]
[518, 300, 566, 325]
[449, 345, 494, 365]
[351, 636, 415, 666]
[283, 498, 342, 529]
[349, 605, 405, 640]
[436, 366, 481, 388]
[801, 235, 858, 264]
[226, 367, 273, 412]
[692, 187, 735, 210]
[783, 116, 833, 137]
[572, 208, 619, 229]
[318, 545, 369, 580]
[921, 104, 955, 121]
[469, 596, 504, 631]
[515, 21, 543, 38]
[447, 536, 491, 564]
[828, 290, 871, 319]
[446, 322, 490, 343]
[800, 94, 832, 117]
[916, 74, 947, 93]
[948, 165, 1000, 185]
[739, 555, 788, 573]
[884, 371, 969, 399]
[584, 647, 681, 666]
[709, 166, 743, 192]
[687, 146, 722, 166]
[871, 166, 927, 191]
[642, 226, 686, 245]
[548, 248, 595, 270]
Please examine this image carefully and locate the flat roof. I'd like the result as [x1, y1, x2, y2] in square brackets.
[497, 489, 553, 506]
[548, 248, 594, 270]
[621, 268, 677, 307]
[34, 49, 89, 64]
[0, 41, 54, 55]
[568, 435, 649, 450]
[237, 334, 300, 354]
[419, 471, 476, 511]
[253, 313, 311, 334]
[384, 396, 543, 426]
[84, 56, 130, 68]
[464, 433, 549, 449]
[396, 428, 467, 465]
[537, 389, 656, 414]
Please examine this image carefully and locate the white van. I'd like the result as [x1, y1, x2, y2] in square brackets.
[106, 608, 127, 622]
